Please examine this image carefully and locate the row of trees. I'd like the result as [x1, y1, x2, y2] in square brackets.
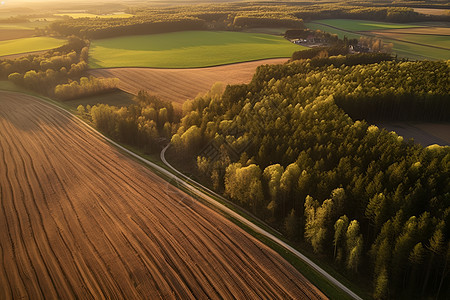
[54, 76, 118, 100]
[291, 45, 350, 61]
[0, 37, 88, 78]
[233, 15, 304, 29]
[285, 28, 343, 43]
[78, 91, 177, 153]
[169, 56, 450, 299]
[50, 17, 206, 39]
[1, 36, 119, 100]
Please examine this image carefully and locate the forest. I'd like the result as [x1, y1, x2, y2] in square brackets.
[173, 56, 450, 299]
[77, 54, 450, 299]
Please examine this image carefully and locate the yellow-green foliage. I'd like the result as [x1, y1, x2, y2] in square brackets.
[54, 76, 118, 100]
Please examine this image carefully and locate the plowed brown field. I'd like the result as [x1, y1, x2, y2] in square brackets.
[90, 58, 287, 107]
[0, 91, 326, 299]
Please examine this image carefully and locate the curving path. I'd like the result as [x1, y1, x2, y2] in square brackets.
[0, 90, 326, 299]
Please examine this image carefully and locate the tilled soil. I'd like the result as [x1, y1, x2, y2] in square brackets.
[90, 58, 288, 107]
[0, 91, 326, 299]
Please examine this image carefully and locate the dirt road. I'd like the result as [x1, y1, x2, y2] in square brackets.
[0, 91, 326, 299]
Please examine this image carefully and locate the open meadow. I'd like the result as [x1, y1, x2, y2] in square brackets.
[89, 31, 304, 68]
[0, 90, 326, 299]
[0, 37, 65, 57]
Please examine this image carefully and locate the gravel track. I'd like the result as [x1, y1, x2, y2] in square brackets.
[0, 91, 326, 299]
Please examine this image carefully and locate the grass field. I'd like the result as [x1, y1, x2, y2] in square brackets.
[0, 37, 65, 57]
[89, 31, 305, 68]
[372, 32, 450, 49]
[371, 27, 450, 36]
[54, 12, 133, 19]
[389, 40, 450, 60]
[312, 19, 421, 32]
[306, 20, 450, 60]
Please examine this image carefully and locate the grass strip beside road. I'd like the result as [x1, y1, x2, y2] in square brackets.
[0, 83, 365, 300]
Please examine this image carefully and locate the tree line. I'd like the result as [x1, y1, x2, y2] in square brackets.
[47, 2, 442, 39]
[1, 37, 118, 100]
[78, 91, 177, 153]
[54, 76, 118, 100]
[50, 17, 207, 39]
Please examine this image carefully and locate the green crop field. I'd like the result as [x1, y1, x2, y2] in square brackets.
[0, 37, 65, 57]
[388, 40, 450, 60]
[89, 31, 305, 68]
[312, 19, 421, 32]
[54, 12, 133, 19]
